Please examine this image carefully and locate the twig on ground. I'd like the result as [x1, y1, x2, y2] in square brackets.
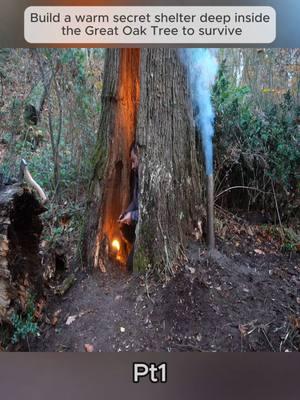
[26, 335, 31, 352]
[280, 329, 290, 352]
[168, 342, 202, 351]
[260, 327, 275, 352]
[271, 180, 285, 243]
[178, 245, 188, 262]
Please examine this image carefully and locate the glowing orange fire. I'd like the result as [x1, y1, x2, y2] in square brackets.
[111, 238, 124, 264]
[111, 239, 120, 252]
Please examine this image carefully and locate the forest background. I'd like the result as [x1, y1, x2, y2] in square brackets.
[0, 48, 298, 253]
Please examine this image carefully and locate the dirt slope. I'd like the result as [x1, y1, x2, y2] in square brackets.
[32, 232, 300, 352]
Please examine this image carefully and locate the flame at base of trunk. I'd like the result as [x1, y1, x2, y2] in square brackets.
[110, 238, 127, 265]
[111, 239, 120, 252]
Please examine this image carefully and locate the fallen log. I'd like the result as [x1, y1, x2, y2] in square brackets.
[0, 165, 47, 321]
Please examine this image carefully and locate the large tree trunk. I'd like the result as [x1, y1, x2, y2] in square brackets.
[83, 48, 203, 273]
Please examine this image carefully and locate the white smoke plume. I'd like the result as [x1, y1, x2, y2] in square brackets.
[181, 49, 218, 176]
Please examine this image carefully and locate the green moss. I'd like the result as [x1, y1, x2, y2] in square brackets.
[92, 140, 106, 175]
[133, 220, 158, 272]
[88, 137, 108, 197]
[134, 247, 150, 272]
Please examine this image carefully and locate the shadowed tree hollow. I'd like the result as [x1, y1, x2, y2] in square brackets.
[83, 48, 203, 273]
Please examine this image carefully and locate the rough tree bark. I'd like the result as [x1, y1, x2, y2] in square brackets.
[83, 48, 203, 273]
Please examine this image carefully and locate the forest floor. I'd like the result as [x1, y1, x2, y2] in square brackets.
[31, 212, 300, 352]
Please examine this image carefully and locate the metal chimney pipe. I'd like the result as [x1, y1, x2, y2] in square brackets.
[207, 174, 215, 250]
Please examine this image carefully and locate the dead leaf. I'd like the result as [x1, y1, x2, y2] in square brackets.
[239, 320, 258, 337]
[289, 316, 300, 329]
[66, 315, 77, 325]
[254, 249, 265, 255]
[196, 333, 202, 342]
[51, 309, 62, 326]
[34, 298, 46, 320]
[84, 344, 94, 352]
[185, 266, 195, 274]
[247, 227, 254, 236]
[78, 309, 93, 317]
[64, 310, 93, 326]
[239, 324, 248, 337]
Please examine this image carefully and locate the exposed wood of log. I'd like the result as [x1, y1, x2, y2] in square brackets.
[0, 184, 45, 321]
[19, 159, 48, 204]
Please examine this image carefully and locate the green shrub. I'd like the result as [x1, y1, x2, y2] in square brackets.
[212, 60, 300, 217]
[10, 295, 39, 344]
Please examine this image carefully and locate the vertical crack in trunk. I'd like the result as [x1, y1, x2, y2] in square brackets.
[96, 49, 141, 268]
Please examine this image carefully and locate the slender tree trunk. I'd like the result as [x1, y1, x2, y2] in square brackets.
[82, 48, 203, 273]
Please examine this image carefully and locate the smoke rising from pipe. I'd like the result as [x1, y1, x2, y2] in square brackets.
[181, 49, 218, 176]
